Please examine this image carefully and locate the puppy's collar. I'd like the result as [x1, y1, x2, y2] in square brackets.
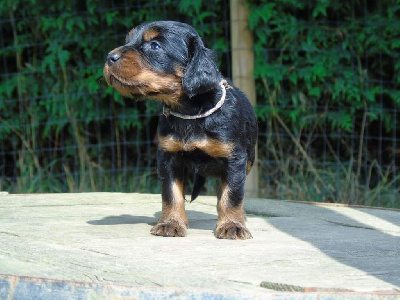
[163, 80, 232, 119]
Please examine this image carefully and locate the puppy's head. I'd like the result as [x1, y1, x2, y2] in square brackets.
[103, 21, 222, 107]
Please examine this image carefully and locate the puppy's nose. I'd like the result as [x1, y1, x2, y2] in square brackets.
[107, 52, 122, 66]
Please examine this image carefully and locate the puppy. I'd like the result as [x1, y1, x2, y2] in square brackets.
[104, 21, 257, 239]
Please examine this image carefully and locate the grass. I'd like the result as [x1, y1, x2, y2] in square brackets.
[2, 153, 399, 209]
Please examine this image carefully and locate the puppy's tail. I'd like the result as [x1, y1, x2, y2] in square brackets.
[190, 174, 206, 202]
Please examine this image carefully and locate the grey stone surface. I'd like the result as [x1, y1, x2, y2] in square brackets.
[0, 193, 399, 299]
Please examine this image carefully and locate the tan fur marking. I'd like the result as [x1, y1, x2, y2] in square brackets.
[151, 180, 188, 237]
[194, 139, 234, 158]
[158, 136, 234, 158]
[143, 29, 159, 41]
[216, 181, 252, 239]
[135, 70, 184, 106]
[158, 135, 184, 152]
[246, 161, 253, 175]
[217, 182, 245, 224]
[174, 66, 185, 78]
[158, 180, 188, 227]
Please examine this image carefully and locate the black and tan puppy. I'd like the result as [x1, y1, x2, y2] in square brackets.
[104, 21, 257, 239]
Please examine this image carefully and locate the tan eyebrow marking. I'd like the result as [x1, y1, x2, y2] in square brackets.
[143, 29, 159, 42]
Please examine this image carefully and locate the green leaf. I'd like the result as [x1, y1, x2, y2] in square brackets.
[105, 11, 118, 26]
[58, 49, 70, 69]
[326, 111, 353, 132]
[312, 0, 329, 18]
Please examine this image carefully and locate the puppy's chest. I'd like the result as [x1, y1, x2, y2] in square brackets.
[158, 120, 233, 158]
[158, 134, 233, 158]
[158, 116, 235, 158]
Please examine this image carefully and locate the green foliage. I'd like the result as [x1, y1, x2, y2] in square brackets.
[1, 0, 399, 207]
[0, 0, 227, 193]
[249, 0, 400, 207]
[250, 0, 399, 129]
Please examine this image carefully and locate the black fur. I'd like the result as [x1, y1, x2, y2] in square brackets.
[182, 37, 222, 98]
[104, 21, 258, 239]
[191, 174, 206, 202]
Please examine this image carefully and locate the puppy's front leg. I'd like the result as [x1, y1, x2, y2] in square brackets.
[216, 156, 252, 240]
[151, 152, 188, 237]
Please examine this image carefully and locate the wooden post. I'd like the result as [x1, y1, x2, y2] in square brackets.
[230, 0, 259, 198]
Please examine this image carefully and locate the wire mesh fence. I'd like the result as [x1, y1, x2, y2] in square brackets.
[1, 0, 399, 208]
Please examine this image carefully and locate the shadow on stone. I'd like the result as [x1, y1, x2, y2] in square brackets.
[87, 210, 217, 230]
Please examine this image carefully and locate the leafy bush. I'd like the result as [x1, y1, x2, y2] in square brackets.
[248, 0, 400, 207]
[1, 0, 399, 207]
[0, 0, 229, 193]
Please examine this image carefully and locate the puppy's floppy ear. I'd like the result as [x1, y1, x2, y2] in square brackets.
[182, 36, 221, 98]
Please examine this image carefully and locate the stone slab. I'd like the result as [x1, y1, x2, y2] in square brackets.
[0, 193, 399, 299]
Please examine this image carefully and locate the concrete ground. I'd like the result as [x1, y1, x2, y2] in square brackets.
[0, 192, 399, 299]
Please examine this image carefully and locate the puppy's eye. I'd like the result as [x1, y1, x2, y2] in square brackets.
[150, 41, 161, 50]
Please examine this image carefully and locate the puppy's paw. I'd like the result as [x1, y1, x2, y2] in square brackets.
[216, 221, 252, 240]
[151, 219, 188, 237]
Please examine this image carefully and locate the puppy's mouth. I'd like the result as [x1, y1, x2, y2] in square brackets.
[104, 65, 144, 97]
[108, 74, 133, 90]
[108, 73, 165, 99]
